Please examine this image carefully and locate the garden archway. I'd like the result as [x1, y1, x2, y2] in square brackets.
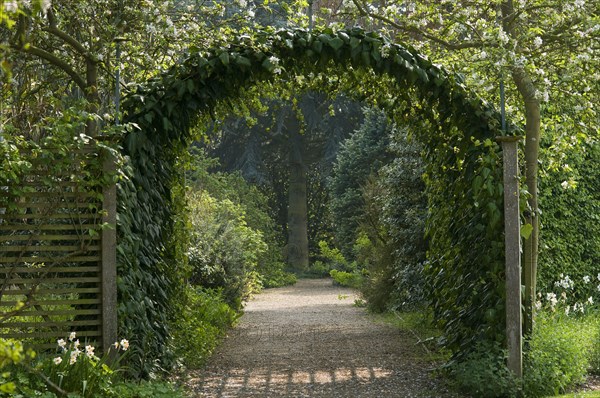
[118, 27, 518, 374]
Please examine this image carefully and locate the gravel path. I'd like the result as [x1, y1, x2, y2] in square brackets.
[187, 279, 457, 397]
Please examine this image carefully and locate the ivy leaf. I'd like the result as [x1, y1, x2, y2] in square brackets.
[219, 52, 230, 66]
[235, 56, 251, 68]
[329, 37, 344, 51]
[520, 223, 534, 239]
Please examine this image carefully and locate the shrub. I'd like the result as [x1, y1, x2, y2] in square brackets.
[523, 312, 597, 397]
[449, 341, 520, 398]
[172, 286, 238, 368]
[259, 267, 297, 288]
[187, 191, 266, 309]
[330, 269, 363, 289]
[538, 141, 600, 300]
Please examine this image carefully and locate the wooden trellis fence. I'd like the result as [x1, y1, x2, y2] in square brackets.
[0, 146, 116, 351]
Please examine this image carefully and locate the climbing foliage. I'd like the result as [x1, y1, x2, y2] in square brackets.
[119, 27, 515, 370]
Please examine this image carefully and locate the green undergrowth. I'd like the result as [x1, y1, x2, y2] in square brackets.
[172, 287, 239, 369]
[547, 393, 600, 398]
[329, 269, 364, 289]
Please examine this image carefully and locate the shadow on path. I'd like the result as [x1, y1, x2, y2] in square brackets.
[187, 279, 455, 397]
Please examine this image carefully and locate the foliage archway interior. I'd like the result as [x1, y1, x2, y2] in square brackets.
[119, 27, 516, 374]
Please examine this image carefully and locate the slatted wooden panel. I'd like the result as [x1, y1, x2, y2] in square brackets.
[0, 147, 114, 350]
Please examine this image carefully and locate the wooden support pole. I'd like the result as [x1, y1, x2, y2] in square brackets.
[101, 153, 118, 351]
[497, 136, 523, 379]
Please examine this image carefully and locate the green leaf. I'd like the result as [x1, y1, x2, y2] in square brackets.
[329, 37, 344, 50]
[219, 52, 230, 66]
[312, 39, 323, 54]
[235, 56, 251, 68]
[520, 223, 534, 239]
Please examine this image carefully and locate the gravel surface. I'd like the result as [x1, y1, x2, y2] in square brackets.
[186, 278, 459, 397]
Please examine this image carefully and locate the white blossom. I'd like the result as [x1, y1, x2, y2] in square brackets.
[3, 1, 18, 12]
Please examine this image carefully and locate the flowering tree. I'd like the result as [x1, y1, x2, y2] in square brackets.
[1, 0, 271, 136]
[304, 0, 600, 333]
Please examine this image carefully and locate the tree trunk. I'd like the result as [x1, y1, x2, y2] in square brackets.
[287, 131, 309, 272]
[511, 66, 540, 336]
[502, 0, 540, 336]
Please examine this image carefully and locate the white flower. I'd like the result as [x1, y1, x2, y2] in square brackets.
[73, 339, 80, 349]
[583, 275, 591, 283]
[498, 29, 510, 45]
[120, 339, 129, 351]
[597, 273, 600, 281]
[533, 36, 543, 48]
[85, 345, 95, 359]
[69, 349, 80, 365]
[588, 297, 594, 305]
[574, 0, 585, 8]
[57, 339, 67, 350]
[565, 306, 570, 315]
[546, 292, 558, 307]
[479, 51, 487, 60]
[534, 301, 542, 310]
[268, 56, 280, 65]
[69, 332, 76, 341]
[53, 357, 63, 365]
[40, 0, 52, 12]
[4, 1, 18, 12]
[380, 44, 392, 58]
[555, 275, 574, 289]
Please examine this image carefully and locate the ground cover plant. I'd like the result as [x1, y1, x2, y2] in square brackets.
[0, 333, 185, 397]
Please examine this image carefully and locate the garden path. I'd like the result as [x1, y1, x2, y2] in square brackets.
[187, 278, 458, 397]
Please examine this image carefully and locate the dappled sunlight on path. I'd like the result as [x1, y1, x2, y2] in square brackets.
[188, 279, 456, 397]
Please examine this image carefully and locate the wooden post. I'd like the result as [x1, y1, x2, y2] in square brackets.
[101, 153, 118, 351]
[497, 136, 523, 378]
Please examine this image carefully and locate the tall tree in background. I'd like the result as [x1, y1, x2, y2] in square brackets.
[211, 93, 363, 271]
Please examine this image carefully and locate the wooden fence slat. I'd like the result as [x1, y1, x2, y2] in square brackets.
[0, 225, 100, 231]
[1, 288, 101, 295]
[0, 298, 101, 307]
[0, 330, 101, 339]
[1, 277, 101, 284]
[2, 320, 102, 328]
[5, 203, 99, 209]
[0, 192, 95, 198]
[0, 235, 100, 242]
[0, 266, 100, 273]
[0, 214, 98, 220]
[0, 245, 100, 252]
[4, 309, 101, 316]
[0, 256, 101, 263]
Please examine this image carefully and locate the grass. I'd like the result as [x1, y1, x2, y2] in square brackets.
[547, 392, 600, 398]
